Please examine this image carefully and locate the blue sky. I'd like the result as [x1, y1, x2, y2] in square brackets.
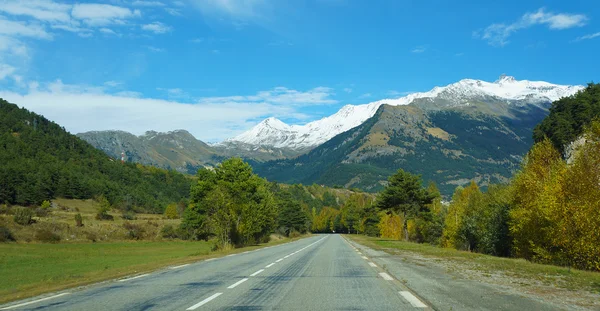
[0, 0, 598, 142]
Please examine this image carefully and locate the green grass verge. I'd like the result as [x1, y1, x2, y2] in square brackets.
[346, 235, 600, 294]
[0, 236, 305, 304]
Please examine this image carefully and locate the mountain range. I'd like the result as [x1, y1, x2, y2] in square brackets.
[77, 75, 584, 196]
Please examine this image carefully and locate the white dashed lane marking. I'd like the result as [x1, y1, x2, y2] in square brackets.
[118, 274, 149, 282]
[250, 269, 264, 276]
[379, 272, 394, 281]
[400, 291, 427, 308]
[227, 278, 248, 289]
[0, 293, 70, 310]
[368, 262, 377, 268]
[186, 293, 223, 310]
[265, 263, 276, 268]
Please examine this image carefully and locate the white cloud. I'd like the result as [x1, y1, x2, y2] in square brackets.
[0, 18, 52, 39]
[0, 0, 72, 23]
[476, 8, 587, 46]
[343, 88, 352, 93]
[72, 4, 141, 26]
[173, 1, 186, 7]
[104, 80, 123, 88]
[132, 1, 165, 7]
[192, 0, 266, 19]
[141, 21, 172, 34]
[189, 38, 204, 43]
[411, 46, 426, 53]
[145, 45, 165, 52]
[165, 8, 182, 16]
[0, 64, 16, 80]
[99, 28, 119, 36]
[358, 93, 372, 99]
[198, 86, 337, 106]
[574, 32, 600, 42]
[0, 81, 324, 142]
[0, 35, 29, 57]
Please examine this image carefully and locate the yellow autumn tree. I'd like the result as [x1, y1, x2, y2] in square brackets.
[509, 139, 566, 263]
[441, 181, 480, 249]
[378, 212, 402, 239]
[164, 203, 179, 219]
[556, 121, 600, 270]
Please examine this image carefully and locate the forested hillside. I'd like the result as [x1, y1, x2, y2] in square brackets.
[533, 83, 600, 154]
[0, 99, 191, 213]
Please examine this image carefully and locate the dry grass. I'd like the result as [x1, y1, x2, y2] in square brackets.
[426, 127, 451, 141]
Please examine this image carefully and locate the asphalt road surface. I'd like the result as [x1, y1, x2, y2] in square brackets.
[0, 235, 564, 311]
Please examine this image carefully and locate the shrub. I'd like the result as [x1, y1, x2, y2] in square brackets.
[160, 224, 178, 239]
[95, 195, 113, 220]
[164, 203, 178, 219]
[40, 200, 51, 209]
[13, 207, 33, 225]
[34, 207, 49, 217]
[0, 225, 15, 242]
[74, 213, 84, 227]
[35, 228, 61, 243]
[289, 230, 301, 239]
[86, 231, 98, 242]
[123, 222, 145, 240]
[0, 204, 12, 215]
[121, 211, 137, 220]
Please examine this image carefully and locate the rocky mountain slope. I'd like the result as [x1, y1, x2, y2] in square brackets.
[77, 130, 220, 174]
[251, 99, 557, 197]
[224, 75, 582, 150]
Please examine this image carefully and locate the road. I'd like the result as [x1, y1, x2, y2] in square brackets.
[0, 234, 564, 311]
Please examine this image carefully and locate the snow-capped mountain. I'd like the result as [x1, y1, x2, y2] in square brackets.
[224, 75, 584, 150]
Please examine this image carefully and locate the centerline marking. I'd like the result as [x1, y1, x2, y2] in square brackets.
[265, 263, 276, 268]
[399, 291, 427, 308]
[275, 258, 284, 262]
[186, 293, 222, 310]
[118, 274, 149, 282]
[361, 256, 368, 260]
[227, 278, 248, 289]
[250, 269, 264, 276]
[368, 262, 377, 267]
[379, 272, 394, 281]
[0, 293, 70, 310]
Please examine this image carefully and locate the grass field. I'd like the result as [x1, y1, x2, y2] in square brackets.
[347, 235, 600, 295]
[0, 235, 301, 304]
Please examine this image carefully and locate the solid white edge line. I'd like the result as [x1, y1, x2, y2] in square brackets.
[368, 262, 377, 267]
[118, 273, 150, 282]
[205, 258, 217, 262]
[0, 293, 70, 310]
[379, 272, 394, 281]
[169, 263, 190, 269]
[186, 292, 223, 310]
[399, 291, 427, 308]
[361, 256, 368, 260]
[227, 278, 248, 289]
[265, 263, 276, 268]
[250, 269, 264, 276]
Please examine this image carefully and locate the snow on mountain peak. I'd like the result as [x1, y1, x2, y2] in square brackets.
[224, 76, 583, 150]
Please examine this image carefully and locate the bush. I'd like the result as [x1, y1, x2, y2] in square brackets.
[95, 195, 113, 220]
[13, 207, 34, 225]
[0, 204, 12, 215]
[34, 207, 49, 217]
[121, 211, 137, 220]
[0, 225, 16, 242]
[86, 231, 98, 242]
[35, 228, 61, 243]
[74, 213, 83, 227]
[123, 222, 145, 240]
[41, 200, 51, 209]
[160, 224, 178, 239]
[164, 203, 178, 219]
[289, 230, 301, 238]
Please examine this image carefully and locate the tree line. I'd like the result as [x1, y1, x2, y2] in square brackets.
[0, 99, 191, 213]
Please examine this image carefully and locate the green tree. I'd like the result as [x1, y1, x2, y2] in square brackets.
[376, 169, 434, 241]
[164, 203, 178, 219]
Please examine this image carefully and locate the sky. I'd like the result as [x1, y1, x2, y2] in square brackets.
[0, 0, 598, 142]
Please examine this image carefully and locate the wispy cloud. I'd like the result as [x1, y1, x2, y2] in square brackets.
[475, 8, 587, 46]
[0, 64, 16, 80]
[132, 1, 165, 7]
[343, 88, 352, 93]
[0, 18, 53, 40]
[165, 8, 182, 16]
[358, 93, 372, 99]
[411, 46, 427, 53]
[71, 4, 141, 27]
[574, 32, 600, 42]
[141, 22, 172, 34]
[198, 86, 337, 106]
[189, 38, 204, 43]
[144, 45, 165, 52]
[455, 52, 464, 57]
